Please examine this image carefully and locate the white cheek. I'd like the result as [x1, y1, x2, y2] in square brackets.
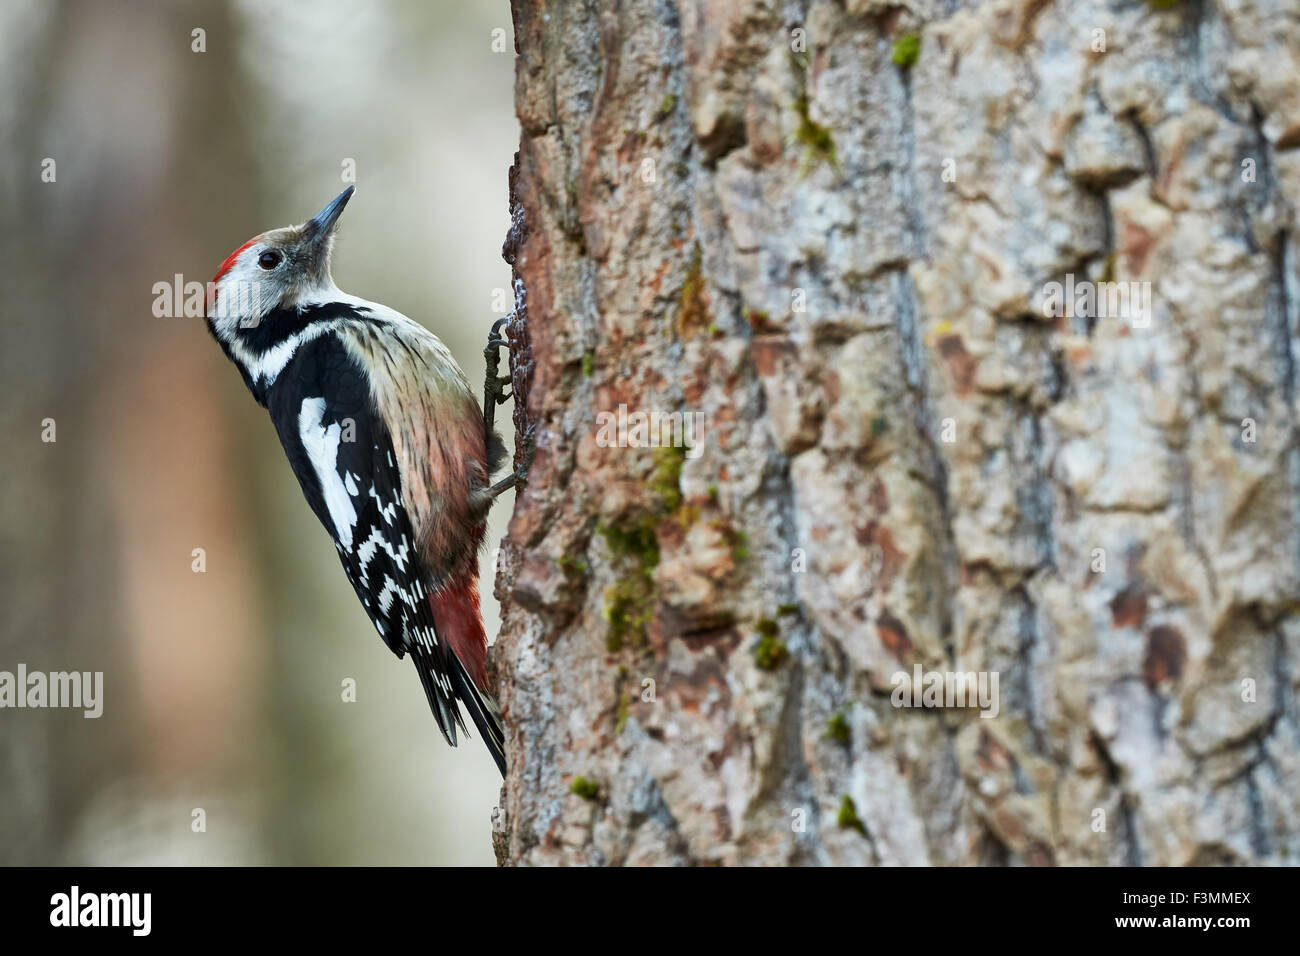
[209, 258, 282, 335]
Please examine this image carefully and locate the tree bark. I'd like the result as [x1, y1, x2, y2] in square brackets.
[491, 0, 1300, 865]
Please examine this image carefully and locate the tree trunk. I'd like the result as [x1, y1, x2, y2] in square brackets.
[491, 0, 1300, 866]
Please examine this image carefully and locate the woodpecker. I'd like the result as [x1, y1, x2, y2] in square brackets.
[204, 186, 527, 776]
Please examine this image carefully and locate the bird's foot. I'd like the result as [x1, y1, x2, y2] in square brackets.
[486, 424, 537, 500]
[483, 317, 513, 444]
[516, 423, 537, 485]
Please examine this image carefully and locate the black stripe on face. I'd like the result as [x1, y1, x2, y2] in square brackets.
[235, 301, 376, 352]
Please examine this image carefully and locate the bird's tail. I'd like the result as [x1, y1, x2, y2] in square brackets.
[425, 570, 506, 776]
[449, 655, 506, 777]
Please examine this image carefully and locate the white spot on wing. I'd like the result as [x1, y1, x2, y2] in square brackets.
[368, 484, 399, 525]
[298, 397, 359, 550]
[354, 525, 409, 587]
[378, 576, 398, 614]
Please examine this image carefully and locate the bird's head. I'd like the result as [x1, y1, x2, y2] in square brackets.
[206, 186, 354, 342]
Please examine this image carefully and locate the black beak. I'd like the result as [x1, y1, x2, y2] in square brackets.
[304, 186, 354, 243]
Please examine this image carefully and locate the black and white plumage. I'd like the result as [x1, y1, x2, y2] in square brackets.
[205, 187, 508, 775]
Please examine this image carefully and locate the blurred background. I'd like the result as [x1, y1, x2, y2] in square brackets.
[0, 0, 518, 864]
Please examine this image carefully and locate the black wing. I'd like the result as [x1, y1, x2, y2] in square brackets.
[265, 332, 468, 746]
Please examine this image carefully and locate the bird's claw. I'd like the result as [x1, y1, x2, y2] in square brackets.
[483, 320, 514, 443]
[514, 424, 537, 487]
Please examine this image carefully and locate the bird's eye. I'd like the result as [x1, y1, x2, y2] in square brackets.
[257, 250, 282, 270]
